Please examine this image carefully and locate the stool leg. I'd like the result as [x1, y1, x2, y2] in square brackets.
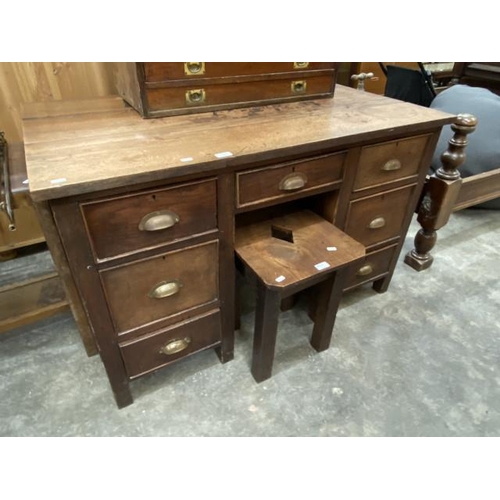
[251, 281, 281, 383]
[310, 267, 348, 352]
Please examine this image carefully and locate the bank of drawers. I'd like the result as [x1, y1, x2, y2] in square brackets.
[79, 178, 222, 378]
[344, 134, 432, 286]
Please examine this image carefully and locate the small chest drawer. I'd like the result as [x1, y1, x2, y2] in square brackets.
[353, 135, 430, 192]
[345, 185, 416, 248]
[236, 152, 346, 210]
[100, 240, 219, 334]
[81, 179, 217, 261]
[146, 75, 334, 114]
[119, 310, 221, 379]
[344, 244, 398, 290]
[143, 62, 337, 82]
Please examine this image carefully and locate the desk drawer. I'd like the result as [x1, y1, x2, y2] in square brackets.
[353, 135, 430, 192]
[345, 185, 416, 248]
[344, 244, 398, 289]
[100, 240, 219, 334]
[237, 152, 346, 209]
[144, 62, 337, 82]
[81, 179, 217, 261]
[119, 310, 221, 379]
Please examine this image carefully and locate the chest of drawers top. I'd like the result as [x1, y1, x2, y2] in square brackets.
[23, 85, 454, 202]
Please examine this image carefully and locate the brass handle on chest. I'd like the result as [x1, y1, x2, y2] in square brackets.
[291, 80, 307, 94]
[279, 172, 308, 191]
[381, 159, 402, 171]
[367, 217, 386, 229]
[186, 89, 206, 105]
[184, 62, 205, 76]
[293, 62, 309, 69]
[139, 210, 180, 232]
[149, 280, 183, 299]
[356, 264, 374, 277]
[159, 337, 191, 356]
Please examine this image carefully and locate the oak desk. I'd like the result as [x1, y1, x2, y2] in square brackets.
[23, 86, 454, 407]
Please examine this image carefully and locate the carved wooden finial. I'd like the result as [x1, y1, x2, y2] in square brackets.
[437, 113, 478, 180]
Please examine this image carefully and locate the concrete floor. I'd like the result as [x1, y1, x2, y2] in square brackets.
[0, 209, 499, 436]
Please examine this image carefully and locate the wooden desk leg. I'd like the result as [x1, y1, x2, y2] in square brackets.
[310, 268, 348, 352]
[251, 282, 281, 383]
[405, 114, 477, 271]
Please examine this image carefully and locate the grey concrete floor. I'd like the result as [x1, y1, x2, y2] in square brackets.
[0, 209, 499, 436]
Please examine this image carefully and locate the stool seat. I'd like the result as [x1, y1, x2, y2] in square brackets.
[235, 210, 365, 382]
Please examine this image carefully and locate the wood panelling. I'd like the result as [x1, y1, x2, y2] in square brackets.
[0, 62, 115, 142]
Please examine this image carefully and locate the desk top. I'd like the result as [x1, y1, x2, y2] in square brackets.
[23, 85, 454, 202]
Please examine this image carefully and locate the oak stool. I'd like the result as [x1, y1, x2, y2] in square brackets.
[235, 210, 365, 382]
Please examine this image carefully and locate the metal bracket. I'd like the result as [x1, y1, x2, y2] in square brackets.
[0, 132, 16, 231]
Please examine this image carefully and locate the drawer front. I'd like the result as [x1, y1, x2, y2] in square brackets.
[344, 244, 398, 289]
[143, 62, 337, 82]
[345, 185, 416, 248]
[353, 135, 430, 192]
[100, 241, 219, 334]
[146, 75, 334, 112]
[119, 310, 221, 379]
[81, 179, 217, 261]
[237, 152, 346, 209]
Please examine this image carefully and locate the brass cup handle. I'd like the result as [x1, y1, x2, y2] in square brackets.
[278, 172, 308, 191]
[138, 210, 180, 232]
[381, 159, 402, 171]
[159, 337, 191, 356]
[291, 80, 307, 94]
[185, 89, 206, 105]
[293, 62, 309, 69]
[149, 280, 183, 299]
[184, 62, 205, 75]
[356, 264, 374, 277]
[367, 217, 386, 229]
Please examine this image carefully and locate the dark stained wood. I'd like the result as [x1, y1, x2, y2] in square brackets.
[0, 272, 69, 334]
[119, 310, 221, 379]
[34, 201, 98, 357]
[215, 172, 235, 363]
[23, 86, 455, 202]
[354, 134, 430, 192]
[235, 210, 365, 289]
[310, 267, 349, 352]
[81, 178, 217, 262]
[145, 75, 335, 114]
[237, 210, 365, 382]
[453, 167, 500, 211]
[236, 152, 346, 210]
[405, 114, 478, 271]
[343, 244, 399, 291]
[143, 62, 337, 82]
[344, 184, 416, 249]
[99, 240, 219, 334]
[251, 282, 282, 383]
[113, 63, 144, 115]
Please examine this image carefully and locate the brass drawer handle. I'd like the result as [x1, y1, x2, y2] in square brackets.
[279, 172, 308, 191]
[291, 80, 307, 94]
[184, 62, 205, 76]
[159, 337, 191, 356]
[185, 89, 206, 105]
[381, 159, 402, 171]
[138, 210, 180, 232]
[367, 217, 386, 229]
[293, 62, 309, 69]
[356, 264, 374, 277]
[149, 280, 183, 299]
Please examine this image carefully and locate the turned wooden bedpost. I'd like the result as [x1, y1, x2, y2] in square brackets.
[405, 113, 477, 271]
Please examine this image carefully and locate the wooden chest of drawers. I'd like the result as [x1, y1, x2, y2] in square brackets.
[113, 62, 338, 118]
[23, 86, 454, 408]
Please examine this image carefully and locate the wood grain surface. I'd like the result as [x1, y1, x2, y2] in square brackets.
[23, 86, 455, 202]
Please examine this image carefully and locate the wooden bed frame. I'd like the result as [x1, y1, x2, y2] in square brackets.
[405, 114, 500, 271]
